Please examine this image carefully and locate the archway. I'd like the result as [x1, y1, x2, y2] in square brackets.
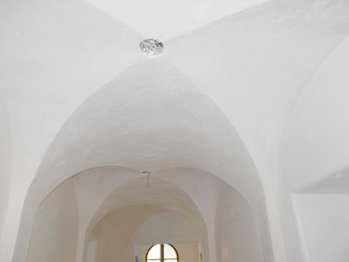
[14, 59, 273, 261]
[83, 174, 208, 262]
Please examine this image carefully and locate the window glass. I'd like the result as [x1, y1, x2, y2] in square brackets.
[147, 244, 161, 260]
[164, 244, 177, 259]
[146, 243, 178, 262]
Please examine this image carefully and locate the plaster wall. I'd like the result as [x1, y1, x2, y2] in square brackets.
[27, 180, 79, 262]
[86, 240, 98, 262]
[0, 0, 141, 259]
[215, 184, 262, 262]
[74, 167, 140, 262]
[282, 36, 349, 191]
[280, 36, 349, 262]
[134, 211, 205, 244]
[294, 194, 349, 262]
[92, 207, 204, 262]
[94, 217, 130, 262]
[167, 0, 349, 192]
[173, 242, 200, 262]
[0, 99, 11, 241]
[165, 4, 349, 258]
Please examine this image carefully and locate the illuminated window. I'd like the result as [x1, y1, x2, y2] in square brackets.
[146, 243, 179, 262]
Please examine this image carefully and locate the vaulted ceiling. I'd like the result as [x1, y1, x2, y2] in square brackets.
[1, 0, 349, 261]
[1, 0, 349, 193]
[84, 0, 268, 39]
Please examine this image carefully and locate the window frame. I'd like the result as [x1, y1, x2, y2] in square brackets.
[145, 243, 179, 262]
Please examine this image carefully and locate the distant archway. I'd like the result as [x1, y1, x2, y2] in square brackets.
[14, 60, 273, 261]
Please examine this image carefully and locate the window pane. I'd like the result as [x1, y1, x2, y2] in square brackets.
[164, 244, 177, 259]
[147, 244, 161, 259]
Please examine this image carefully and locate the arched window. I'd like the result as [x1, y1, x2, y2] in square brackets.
[146, 243, 179, 262]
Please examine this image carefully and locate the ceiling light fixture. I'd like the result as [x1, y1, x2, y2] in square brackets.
[141, 170, 152, 188]
[140, 39, 164, 56]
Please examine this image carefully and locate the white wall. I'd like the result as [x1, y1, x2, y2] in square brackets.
[0, 99, 11, 241]
[294, 194, 349, 262]
[27, 180, 79, 262]
[215, 184, 262, 262]
[92, 206, 163, 262]
[94, 218, 130, 262]
[174, 242, 200, 262]
[86, 239, 98, 262]
[134, 211, 205, 244]
[0, 0, 141, 259]
[281, 36, 349, 262]
[92, 206, 205, 262]
[282, 36, 349, 192]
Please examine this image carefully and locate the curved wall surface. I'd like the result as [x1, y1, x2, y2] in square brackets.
[281, 36, 349, 262]
[27, 180, 79, 262]
[0, 99, 11, 243]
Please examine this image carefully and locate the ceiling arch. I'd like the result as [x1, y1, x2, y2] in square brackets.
[83, 0, 268, 39]
[34, 59, 264, 202]
[14, 58, 268, 261]
[281, 36, 349, 192]
[86, 174, 206, 236]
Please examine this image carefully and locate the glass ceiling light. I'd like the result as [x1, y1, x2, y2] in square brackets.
[141, 170, 152, 188]
[140, 39, 164, 56]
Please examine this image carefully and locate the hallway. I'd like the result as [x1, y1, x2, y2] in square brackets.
[1, 0, 349, 261]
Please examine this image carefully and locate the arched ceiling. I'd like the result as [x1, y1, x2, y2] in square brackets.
[0, 0, 348, 197]
[282, 36, 349, 193]
[166, 0, 349, 189]
[88, 175, 206, 231]
[35, 59, 261, 203]
[2, 0, 349, 260]
[2, 0, 349, 196]
[84, 0, 268, 39]
[87, 179, 206, 254]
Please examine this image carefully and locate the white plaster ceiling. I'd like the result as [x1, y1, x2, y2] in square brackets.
[2, 0, 349, 198]
[83, 0, 267, 39]
[2, 0, 349, 260]
[33, 60, 262, 205]
[90, 176, 205, 222]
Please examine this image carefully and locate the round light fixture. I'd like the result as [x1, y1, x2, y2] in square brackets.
[141, 170, 152, 188]
[141, 170, 151, 176]
[140, 39, 164, 56]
